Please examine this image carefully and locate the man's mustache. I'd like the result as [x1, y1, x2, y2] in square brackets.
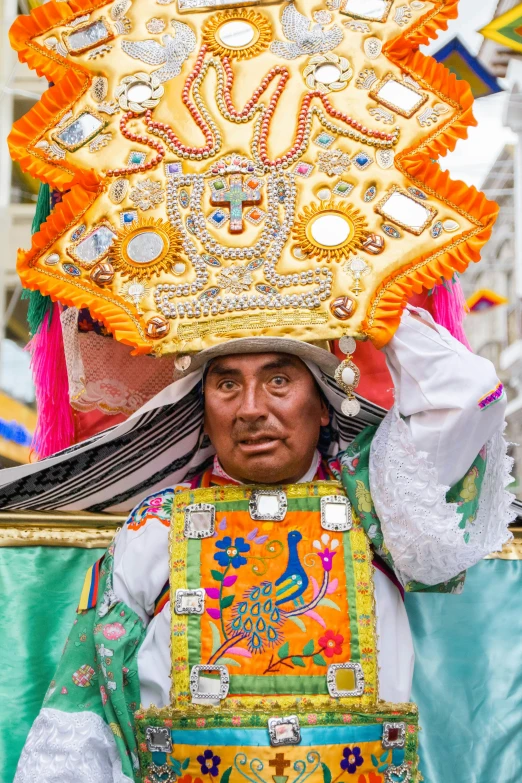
[232, 423, 284, 441]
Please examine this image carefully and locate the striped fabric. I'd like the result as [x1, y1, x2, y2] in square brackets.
[77, 556, 103, 612]
[153, 580, 170, 618]
[0, 366, 387, 513]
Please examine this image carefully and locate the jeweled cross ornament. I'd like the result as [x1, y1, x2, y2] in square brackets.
[269, 752, 291, 783]
[210, 174, 262, 234]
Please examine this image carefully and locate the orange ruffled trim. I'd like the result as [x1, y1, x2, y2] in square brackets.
[18, 178, 153, 356]
[10, 0, 497, 352]
[8, 0, 108, 190]
[362, 0, 498, 347]
[362, 158, 499, 348]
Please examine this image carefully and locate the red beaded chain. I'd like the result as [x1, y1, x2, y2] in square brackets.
[221, 58, 290, 119]
[105, 111, 165, 177]
[139, 50, 397, 168]
[144, 45, 217, 157]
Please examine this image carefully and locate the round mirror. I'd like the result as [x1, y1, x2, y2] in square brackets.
[126, 231, 165, 264]
[127, 82, 154, 103]
[218, 20, 255, 48]
[314, 63, 342, 84]
[310, 214, 352, 247]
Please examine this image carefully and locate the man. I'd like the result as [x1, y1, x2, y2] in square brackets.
[14, 307, 513, 783]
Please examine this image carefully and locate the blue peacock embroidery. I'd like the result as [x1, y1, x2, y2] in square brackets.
[203, 516, 345, 670]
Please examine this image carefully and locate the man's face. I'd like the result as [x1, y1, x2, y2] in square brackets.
[204, 353, 330, 484]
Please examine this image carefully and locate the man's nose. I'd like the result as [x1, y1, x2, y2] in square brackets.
[237, 384, 267, 421]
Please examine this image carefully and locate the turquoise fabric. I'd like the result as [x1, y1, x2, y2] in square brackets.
[0, 547, 104, 782]
[1, 548, 521, 782]
[405, 559, 522, 783]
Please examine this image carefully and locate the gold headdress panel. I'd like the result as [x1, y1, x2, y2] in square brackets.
[10, 0, 497, 358]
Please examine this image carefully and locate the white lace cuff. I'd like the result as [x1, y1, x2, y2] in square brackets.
[369, 407, 515, 586]
[14, 708, 134, 783]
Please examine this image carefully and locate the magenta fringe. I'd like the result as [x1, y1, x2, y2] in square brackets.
[27, 303, 75, 459]
[432, 277, 472, 351]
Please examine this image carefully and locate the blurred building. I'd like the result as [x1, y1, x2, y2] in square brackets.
[459, 144, 522, 496]
[0, 0, 44, 462]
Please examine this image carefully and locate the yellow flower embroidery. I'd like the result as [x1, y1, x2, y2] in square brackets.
[355, 480, 372, 514]
[110, 723, 123, 738]
[460, 466, 479, 502]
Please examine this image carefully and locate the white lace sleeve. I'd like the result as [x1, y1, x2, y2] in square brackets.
[369, 407, 515, 586]
[14, 708, 134, 783]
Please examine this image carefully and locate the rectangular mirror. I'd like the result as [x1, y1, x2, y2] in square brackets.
[174, 588, 205, 615]
[63, 20, 113, 54]
[375, 188, 437, 235]
[370, 74, 428, 118]
[68, 222, 117, 267]
[53, 111, 106, 151]
[249, 489, 287, 521]
[321, 495, 352, 532]
[184, 503, 216, 538]
[341, 0, 394, 22]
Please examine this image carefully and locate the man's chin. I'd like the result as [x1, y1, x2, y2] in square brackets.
[228, 447, 296, 484]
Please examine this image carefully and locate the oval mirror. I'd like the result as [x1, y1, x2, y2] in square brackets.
[310, 214, 351, 247]
[218, 20, 255, 48]
[126, 231, 165, 264]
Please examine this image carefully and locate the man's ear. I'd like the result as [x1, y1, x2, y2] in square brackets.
[320, 397, 330, 427]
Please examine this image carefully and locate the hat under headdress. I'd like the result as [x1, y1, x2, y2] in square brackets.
[9, 0, 496, 455]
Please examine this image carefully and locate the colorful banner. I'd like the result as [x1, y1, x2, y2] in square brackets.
[481, 3, 522, 55]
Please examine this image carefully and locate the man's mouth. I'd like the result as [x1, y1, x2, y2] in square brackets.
[237, 436, 280, 453]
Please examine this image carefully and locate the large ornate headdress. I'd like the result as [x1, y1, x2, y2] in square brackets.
[9, 0, 496, 444]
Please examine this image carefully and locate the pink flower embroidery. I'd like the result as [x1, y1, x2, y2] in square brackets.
[103, 623, 126, 641]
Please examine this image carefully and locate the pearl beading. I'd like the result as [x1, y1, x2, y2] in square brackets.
[161, 170, 333, 320]
[144, 50, 399, 168]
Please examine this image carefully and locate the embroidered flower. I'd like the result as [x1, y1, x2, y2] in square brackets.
[214, 536, 250, 568]
[178, 776, 204, 783]
[197, 749, 221, 776]
[319, 629, 344, 658]
[317, 546, 337, 571]
[232, 716, 241, 726]
[306, 714, 318, 724]
[341, 746, 364, 774]
[313, 534, 339, 572]
[196, 718, 206, 728]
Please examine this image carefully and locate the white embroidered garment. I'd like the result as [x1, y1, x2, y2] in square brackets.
[13, 708, 134, 783]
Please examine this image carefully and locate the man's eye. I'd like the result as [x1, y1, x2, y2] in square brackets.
[220, 381, 237, 391]
[271, 376, 287, 386]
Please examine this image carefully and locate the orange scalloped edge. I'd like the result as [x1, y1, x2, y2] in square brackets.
[8, 0, 109, 189]
[9, 70, 103, 190]
[10, 0, 498, 353]
[362, 157, 499, 348]
[361, 0, 498, 347]
[18, 179, 153, 356]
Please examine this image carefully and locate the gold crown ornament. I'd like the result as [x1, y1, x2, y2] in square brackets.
[10, 0, 497, 358]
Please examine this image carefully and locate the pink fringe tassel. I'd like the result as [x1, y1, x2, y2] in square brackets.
[27, 303, 75, 459]
[432, 277, 472, 351]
